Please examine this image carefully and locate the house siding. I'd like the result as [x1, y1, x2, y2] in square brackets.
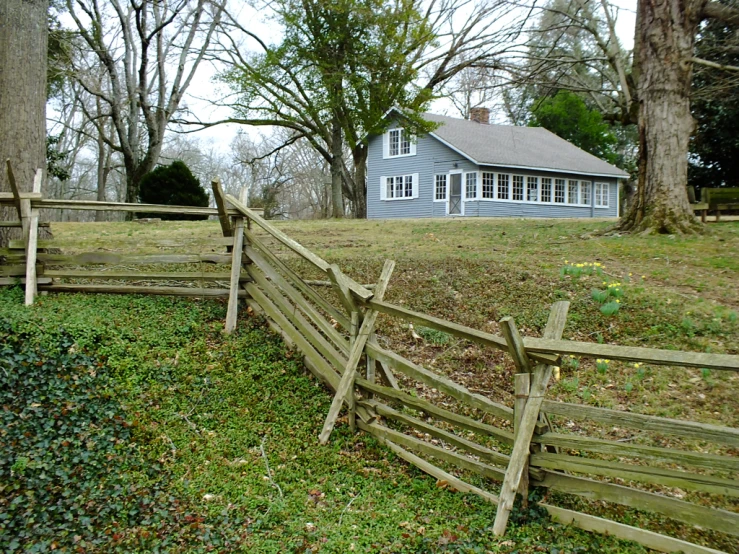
[367, 122, 621, 219]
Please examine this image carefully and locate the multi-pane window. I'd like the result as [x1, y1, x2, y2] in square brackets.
[465, 173, 478, 200]
[568, 180, 579, 204]
[581, 181, 591, 205]
[541, 178, 552, 202]
[554, 179, 566, 203]
[482, 172, 495, 199]
[388, 128, 412, 157]
[497, 174, 510, 200]
[386, 175, 414, 199]
[435, 174, 447, 200]
[512, 175, 524, 201]
[527, 177, 539, 202]
[470, 172, 601, 208]
[595, 182, 609, 207]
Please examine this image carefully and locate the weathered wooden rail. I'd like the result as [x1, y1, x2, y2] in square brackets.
[2, 169, 738, 553]
[221, 194, 739, 554]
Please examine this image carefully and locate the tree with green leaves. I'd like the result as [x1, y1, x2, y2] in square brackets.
[529, 91, 618, 163]
[214, 0, 523, 218]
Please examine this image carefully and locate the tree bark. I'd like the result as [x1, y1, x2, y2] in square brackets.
[351, 144, 368, 219]
[330, 116, 345, 218]
[94, 120, 112, 222]
[618, 0, 706, 234]
[0, 0, 48, 246]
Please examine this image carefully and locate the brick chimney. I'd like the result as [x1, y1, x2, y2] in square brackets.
[469, 107, 490, 124]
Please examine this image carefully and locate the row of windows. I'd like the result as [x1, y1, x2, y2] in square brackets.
[435, 172, 609, 207]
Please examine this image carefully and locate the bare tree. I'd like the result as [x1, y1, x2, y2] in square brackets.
[231, 130, 331, 219]
[65, 0, 225, 211]
[438, 62, 503, 119]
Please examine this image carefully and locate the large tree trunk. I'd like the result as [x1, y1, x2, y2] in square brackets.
[0, 0, 48, 246]
[330, 117, 345, 218]
[351, 144, 368, 219]
[619, 0, 706, 234]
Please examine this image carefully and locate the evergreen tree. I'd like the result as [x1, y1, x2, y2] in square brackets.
[138, 161, 209, 221]
[689, 3, 739, 192]
[529, 91, 618, 163]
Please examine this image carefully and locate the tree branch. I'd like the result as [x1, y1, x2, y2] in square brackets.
[690, 56, 739, 72]
[703, 1, 739, 26]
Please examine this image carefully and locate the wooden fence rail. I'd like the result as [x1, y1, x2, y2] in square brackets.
[3, 176, 738, 553]
[221, 196, 738, 554]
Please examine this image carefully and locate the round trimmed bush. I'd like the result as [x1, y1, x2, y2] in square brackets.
[138, 160, 209, 220]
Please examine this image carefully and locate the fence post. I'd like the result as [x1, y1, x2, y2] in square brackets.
[211, 177, 233, 240]
[319, 261, 394, 445]
[24, 169, 42, 305]
[348, 310, 360, 431]
[225, 217, 245, 334]
[493, 301, 570, 536]
[514, 372, 531, 506]
[327, 265, 361, 328]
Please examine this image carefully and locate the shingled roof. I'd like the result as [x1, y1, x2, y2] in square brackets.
[422, 112, 629, 179]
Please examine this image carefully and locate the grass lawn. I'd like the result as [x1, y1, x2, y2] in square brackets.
[1, 217, 737, 553]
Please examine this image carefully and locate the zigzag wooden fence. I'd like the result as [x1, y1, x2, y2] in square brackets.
[2, 171, 738, 553]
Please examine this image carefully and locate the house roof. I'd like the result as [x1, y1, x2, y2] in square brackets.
[421, 112, 629, 179]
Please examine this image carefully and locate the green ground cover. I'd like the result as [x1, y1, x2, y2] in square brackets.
[2, 217, 738, 552]
[0, 288, 642, 553]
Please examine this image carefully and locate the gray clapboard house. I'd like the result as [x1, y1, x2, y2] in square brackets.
[366, 108, 629, 219]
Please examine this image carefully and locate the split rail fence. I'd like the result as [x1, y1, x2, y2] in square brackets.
[2, 168, 738, 553]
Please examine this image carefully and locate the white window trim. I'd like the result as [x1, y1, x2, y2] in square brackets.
[380, 173, 419, 201]
[594, 182, 610, 208]
[526, 176, 540, 203]
[496, 173, 511, 201]
[433, 174, 448, 202]
[512, 174, 526, 202]
[480, 171, 496, 200]
[472, 172, 605, 208]
[382, 128, 417, 159]
[463, 171, 479, 201]
[580, 180, 592, 206]
[567, 179, 580, 205]
[450, 169, 606, 208]
[540, 178, 553, 203]
[554, 178, 567, 204]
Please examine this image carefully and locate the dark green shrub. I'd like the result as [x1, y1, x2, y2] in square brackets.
[138, 160, 209, 220]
